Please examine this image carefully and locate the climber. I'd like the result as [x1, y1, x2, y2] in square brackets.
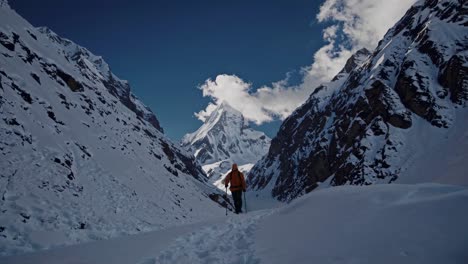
[224, 163, 247, 214]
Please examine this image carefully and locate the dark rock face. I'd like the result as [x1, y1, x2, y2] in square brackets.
[160, 140, 207, 182]
[188, 137, 214, 164]
[249, 0, 468, 202]
[365, 80, 412, 129]
[56, 68, 84, 92]
[395, 61, 448, 128]
[439, 54, 468, 105]
[342, 48, 372, 74]
[208, 193, 234, 211]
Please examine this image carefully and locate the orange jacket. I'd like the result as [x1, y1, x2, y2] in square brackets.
[224, 169, 246, 192]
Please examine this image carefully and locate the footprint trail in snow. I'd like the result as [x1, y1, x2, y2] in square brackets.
[156, 210, 272, 264]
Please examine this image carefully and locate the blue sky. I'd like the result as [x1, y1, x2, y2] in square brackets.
[10, 0, 415, 141]
[10, 0, 327, 140]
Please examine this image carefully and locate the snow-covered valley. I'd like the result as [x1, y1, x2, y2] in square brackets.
[2, 183, 467, 264]
[1, 0, 467, 262]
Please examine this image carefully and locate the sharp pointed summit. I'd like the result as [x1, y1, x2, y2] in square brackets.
[182, 102, 271, 187]
[182, 102, 271, 166]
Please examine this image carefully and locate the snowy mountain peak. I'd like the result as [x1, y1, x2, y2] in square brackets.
[210, 101, 245, 126]
[182, 102, 271, 166]
[36, 26, 112, 82]
[33, 25, 163, 132]
[218, 101, 243, 116]
[342, 48, 371, 74]
[184, 102, 244, 145]
[37, 26, 69, 43]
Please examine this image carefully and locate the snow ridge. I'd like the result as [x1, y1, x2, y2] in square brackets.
[35, 26, 163, 132]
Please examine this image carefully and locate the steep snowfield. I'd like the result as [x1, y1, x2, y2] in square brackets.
[0, 2, 224, 256]
[2, 183, 467, 264]
[398, 109, 468, 185]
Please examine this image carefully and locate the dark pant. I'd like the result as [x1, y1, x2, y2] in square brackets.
[231, 190, 243, 213]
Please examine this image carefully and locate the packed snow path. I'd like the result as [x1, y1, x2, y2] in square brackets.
[156, 210, 272, 264]
[2, 183, 468, 264]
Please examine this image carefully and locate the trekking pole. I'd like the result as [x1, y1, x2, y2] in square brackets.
[244, 192, 247, 213]
[225, 187, 228, 216]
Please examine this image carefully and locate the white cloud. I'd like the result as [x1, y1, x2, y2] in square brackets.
[196, 75, 274, 124]
[317, 0, 417, 49]
[196, 0, 417, 124]
[194, 102, 218, 122]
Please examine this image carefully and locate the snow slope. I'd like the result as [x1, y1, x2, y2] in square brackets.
[398, 108, 468, 186]
[2, 183, 467, 264]
[255, 184, 468, 264]
[0, 2, 225, 256]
